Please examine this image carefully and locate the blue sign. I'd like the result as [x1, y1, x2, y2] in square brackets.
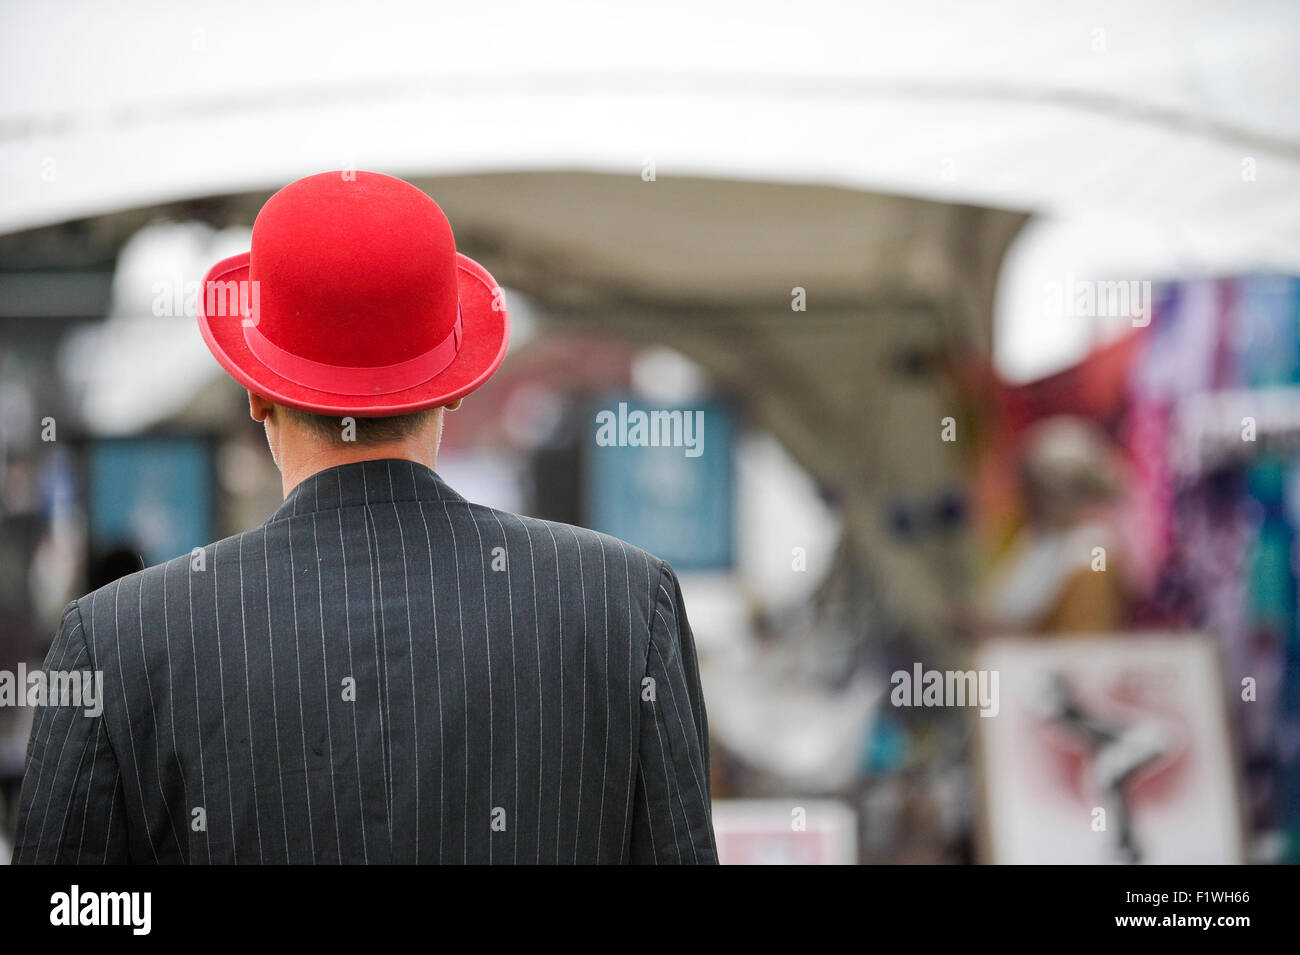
[585, 398, 733, 570]
[88, 437, 214, 567]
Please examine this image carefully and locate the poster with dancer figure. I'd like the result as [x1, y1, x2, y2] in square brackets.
[974, 634, 1245, 863]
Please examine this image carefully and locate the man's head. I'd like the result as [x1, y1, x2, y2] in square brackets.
[196, 172, 510, 496]
[249, 392, 462, 492]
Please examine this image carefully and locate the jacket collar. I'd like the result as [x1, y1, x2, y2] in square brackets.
[265, 458, 463, 524]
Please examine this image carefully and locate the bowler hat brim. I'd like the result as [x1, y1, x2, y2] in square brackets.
[197, 250, 509, 417]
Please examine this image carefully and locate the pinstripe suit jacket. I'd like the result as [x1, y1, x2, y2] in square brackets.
[13, 459, 717, 864]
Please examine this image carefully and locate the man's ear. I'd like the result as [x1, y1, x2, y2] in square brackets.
[444, 398, 462, 411]
[249, 391, 273, 422]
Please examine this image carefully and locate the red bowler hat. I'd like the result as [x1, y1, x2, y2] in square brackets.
[197, 170, 509, 416]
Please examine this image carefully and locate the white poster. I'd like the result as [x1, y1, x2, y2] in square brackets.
[975, 634, 1245, 864]
[712, 799, 858, 865]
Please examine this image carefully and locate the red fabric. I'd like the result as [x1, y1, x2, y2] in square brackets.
[197, 171, 509, 416]
[996, 331, 1143, 434]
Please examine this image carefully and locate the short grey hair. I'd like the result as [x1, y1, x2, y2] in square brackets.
[279, 405, 439, 446]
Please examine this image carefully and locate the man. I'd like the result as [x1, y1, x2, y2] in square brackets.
[14, 171, 717, 864]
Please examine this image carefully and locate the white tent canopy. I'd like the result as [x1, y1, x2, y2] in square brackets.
[2, 0, 1297, 237]
[2, 0, 1299, 383]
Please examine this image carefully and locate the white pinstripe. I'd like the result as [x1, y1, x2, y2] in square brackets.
[30, 627, 82, 860]
[390, 464, 421, 860]
[108, 585, 162, 863]
[102, 772, 120, 864]
[636, 765, 660, 863]
[361, 468, 397, 855]
[594, 535, 610, 847]
[186, 556, 212, 863]
[310, 508, 345, 861]
[160, 560, 193, 859]
[51, 701, 98, 854]
[284, 519, 318, 862]
[542, 521, 564, 864]
[23, 616, 78, 859]
[339, 486, 371, 863]
[650, 638, 702, 863]
[646, 700, 682, 866]
[235, 534, 264, 862]
[137, 573, 185, 851]
[515, 515, 544, 865]
[441, 497, 471, 863]
[568, 525, 589, 863]
[617, 541, 636, 857]
[465, 503, 496, 862]
[210, 543, 240, 861]
[413, 491, 446, 862]
[357, 498, 393, 849]
[489, 510, 520, 864]
[261, 531, 291, 862]
[74, 719, 106, 863]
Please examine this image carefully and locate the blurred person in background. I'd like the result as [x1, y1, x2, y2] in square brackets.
[12, 171, 716, 865]
[981, 416, 1133, 635]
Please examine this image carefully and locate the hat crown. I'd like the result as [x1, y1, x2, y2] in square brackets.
[247, 171, 459, 368]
